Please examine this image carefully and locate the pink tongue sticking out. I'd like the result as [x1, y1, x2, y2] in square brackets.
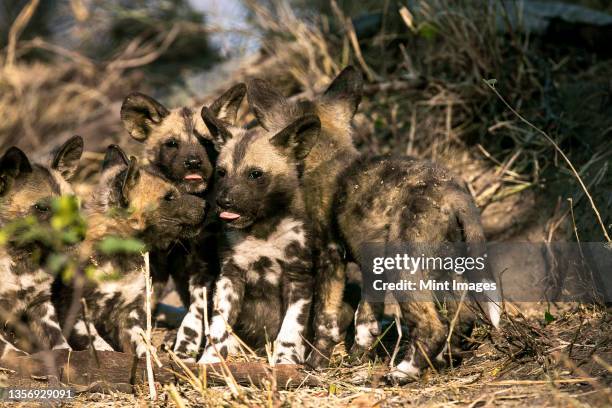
[219, 211, 241, 221]
[184, 174, 203, 181]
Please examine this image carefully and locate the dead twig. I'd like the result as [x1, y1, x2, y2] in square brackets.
[5, 0, 40, 68]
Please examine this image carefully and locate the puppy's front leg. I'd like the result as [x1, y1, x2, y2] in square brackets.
[118, 298, 148, 357]
[274, 246, 313, 364]
[28, 299, 71, 351]
[174, 275, 211, 362]
[198, 259, 245, 364]
[69, 317, 114, 352]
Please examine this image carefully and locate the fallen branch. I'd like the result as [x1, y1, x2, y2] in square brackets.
[0, 350, 320, 392]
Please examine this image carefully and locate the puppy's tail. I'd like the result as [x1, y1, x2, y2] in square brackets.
[453, 191, 501, 329]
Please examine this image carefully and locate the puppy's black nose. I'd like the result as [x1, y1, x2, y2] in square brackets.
[216, 196, 233, 209]
[184, 158, 202, 169]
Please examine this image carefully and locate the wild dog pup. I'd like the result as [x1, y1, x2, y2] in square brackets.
[246, 68, 500, 380]
[0, 136, 83, 357]
[54, 145, 207, 356]
[120, 86, 245, 314]
[186, 106, 316, 365]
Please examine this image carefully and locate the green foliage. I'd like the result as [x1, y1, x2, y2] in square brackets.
[96, 236, 146, 255]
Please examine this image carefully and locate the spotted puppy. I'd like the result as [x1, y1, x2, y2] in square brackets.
[246, 68, 501, 381]
[54, 145, 207, 356]
[121, 86, 245, 305]
[0, 137, 83, 356]
[182, 107, 316, 365]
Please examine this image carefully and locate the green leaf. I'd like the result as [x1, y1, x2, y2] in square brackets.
[544, 311, 555, 323]
[97, 236, 146, 254]
[418, 22, 438, 40]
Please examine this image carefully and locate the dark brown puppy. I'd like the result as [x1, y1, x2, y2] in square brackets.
[120, 86, 246, 317]
[246, 68, 500, 381]
[176, 109, 316, 364]
[53, 145, 207, 356]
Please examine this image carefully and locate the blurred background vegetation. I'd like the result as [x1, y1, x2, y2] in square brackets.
[0, 0, 610, 243]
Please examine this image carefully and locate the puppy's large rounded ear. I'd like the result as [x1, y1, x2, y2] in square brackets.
[209, 83, 246, 126]
[102, 144, 129, 171]
[120, 92, 169, 141]
[246, 79, 289, 131]
[0, 147, 32, 195]
[320, 66, 363, 120]
[201, 106, 234, 151]
[51, 135, 83, 181]
[120, 156, 140, 207]
[270, 114, 321, 160]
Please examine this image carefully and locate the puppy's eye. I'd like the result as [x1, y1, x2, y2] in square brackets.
[164, 191, 177, 201]
[34, 202, 50, 213]
[164, 139, 179, 148]
[217, 168, 226, 178]
[248, 169, 263, 180]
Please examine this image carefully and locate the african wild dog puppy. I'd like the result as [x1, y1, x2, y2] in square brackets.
[53, 145, 207, 356]
[0, 136, 83, 358]
[120, 86, 245, 321]
[181, 105, 316, 364]
[246, 67, 501, 381]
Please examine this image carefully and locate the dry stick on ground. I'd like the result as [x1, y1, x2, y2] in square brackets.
[446, 290, 468, 369]
[4, 0, 40, 67]
[484, 80, 611, 243]
[143, 251, 157, 401]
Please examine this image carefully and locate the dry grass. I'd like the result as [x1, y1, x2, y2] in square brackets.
[45, 304, 608, 407]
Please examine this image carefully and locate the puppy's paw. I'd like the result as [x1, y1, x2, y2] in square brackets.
[198, 347, 222, 364]
[386, 360, 421, 385]
[354, 320, 381, 349]
[91, 336, 114, 352]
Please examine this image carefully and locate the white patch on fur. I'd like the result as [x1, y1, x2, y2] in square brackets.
[174, 311, 202, 361]
[482, 279, 501, 328]
[390, 359, 421, 380]
[355, 321, 379, 349]
[174, 302, 205, 358]
[0, 255, 18, 296]
[127, 325, 147, 357]
[97, 264, 145, 306]
[208, 315, 227, 340]
[72, 320, 114, 351]
[246, 269, 260, 284]
[354, 302, 380, 348]
[487, 302, 501, 328]
[317, 323, 341, 343]
[227, 218, 306, 291]
[198, 345, 222, 364]
[213, 277, 236, 319]
[230, 218, 305, 270]
[435, 344, 448, 364]
[40, 305, 70, 350]
[274, 298, 309, 364]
